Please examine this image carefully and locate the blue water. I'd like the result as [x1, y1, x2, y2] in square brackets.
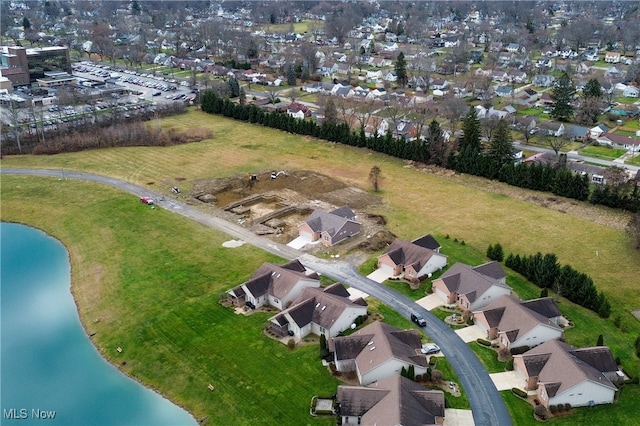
[1, 222, 196, 426]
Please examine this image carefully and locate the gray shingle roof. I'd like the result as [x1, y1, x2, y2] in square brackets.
[244, 260, 318, 299]
[411, 234, 441, 251]
[439, 262, 511, 302]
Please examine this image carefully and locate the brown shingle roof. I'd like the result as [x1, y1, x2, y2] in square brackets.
[244, 260, 317, 299]
[516, 340, 617, 395]
[474, 295, 562, 344]
[279, 284, 367, 330]
[333, 321, 428, 375]
[381, 238, 443, 272]
[337, 375, 445, 426]
[439, 262, 511, 301]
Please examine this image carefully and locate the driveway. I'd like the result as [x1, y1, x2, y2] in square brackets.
[444, 409, 475, 426]
[416, 294, 443, 311]
[489, 371, 524, 391]
[3, 168, 512, 426]
[455, 325, 485, 343]
[287, 235, 311, 250]
[366, 268, 393, 283]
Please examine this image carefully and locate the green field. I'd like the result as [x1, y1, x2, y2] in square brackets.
[2, 109, 640, 423]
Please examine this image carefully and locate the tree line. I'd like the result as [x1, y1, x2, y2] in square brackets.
[505, 252, 611, 318]
[200, 90, 640, 213]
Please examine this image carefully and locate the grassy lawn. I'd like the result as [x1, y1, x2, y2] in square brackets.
[1, 176, 337, 426]
[579, 145, 627, 160]
[468, 343, 506, 373]
[614, 130, 638, 138]
[3, 109, 640, 421]
[626, 154, 640, 165]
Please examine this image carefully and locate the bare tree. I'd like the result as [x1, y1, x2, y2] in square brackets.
[546, 134, 570, 157]
[368, 166, 382, 192]
[440, 96, 467, 133]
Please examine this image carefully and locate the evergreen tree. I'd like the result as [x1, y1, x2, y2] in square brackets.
[582, 78, 602, 99]
[540, 288, 549, 298]
[395, 51, 408, 87]
[596, 334, 604, 346]
[286, 65, 297, 86]
[227, 77, 240, 98]
[22, 16, 30, 30]
[455, 107, 482, 174]
[597, 292, 611, 318]
[427, 120, 447, 167]
[551, 72, 575, 122]
[407, 364, 415, 381]
[488, 119, 514, 171]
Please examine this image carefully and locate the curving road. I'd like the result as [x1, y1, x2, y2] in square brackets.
[2, 168, 511, 426]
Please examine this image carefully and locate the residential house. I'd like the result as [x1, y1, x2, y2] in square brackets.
[227, 260, 320, 309]
[473, 295, 564, 351]
[570, 162, 607, 185]
[540, 121, 565, 137]
[432, 261, 512, 311]
[623, 85, 640, 98]
[604, 51, 621, 63]
[590, 124, 608, 139]
[597, 133, 640, 152]
[564, 124, 589, 141]
[268, 283, 367, 340]
[366, 69, 383, 83]
[298, 206, 361, 247]
[506, 43, 521, 53]
[508, 70, 528, 84]
[488, 105, 517, 119]
[605, 66, 622, 81]
[430, 78, 449, 91]
[513, 340, 621, 409]
[491, 70, 509, 83]
[377, 235, 448, 281]
[495, 85, 514, 98]
[532, 75, 555, 88]
[513, 116, 537, 132]
[575, 61, 593, 75]
[337, 375, 445, 426]
[331, 321, 430, 385]
[286, 102, 312, 119]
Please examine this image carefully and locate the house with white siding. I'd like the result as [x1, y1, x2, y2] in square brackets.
[331, 321, 429, 385]
[473, 295, 563, 350]
[513, 340, 621, 409]
[227, 260, 320, 310]
[268, 283, 367, 340]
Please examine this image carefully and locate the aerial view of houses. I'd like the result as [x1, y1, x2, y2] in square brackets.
[2, 1, 640, 425]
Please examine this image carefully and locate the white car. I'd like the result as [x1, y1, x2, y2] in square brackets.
[421, 344, 440, 355]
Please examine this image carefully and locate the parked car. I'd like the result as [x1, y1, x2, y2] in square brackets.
[140, 196, 154, 205]
[421, 343, 440, 355]
[411, 312, 427, 327]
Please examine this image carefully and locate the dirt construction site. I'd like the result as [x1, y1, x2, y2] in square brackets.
[190, 170, 396, 254]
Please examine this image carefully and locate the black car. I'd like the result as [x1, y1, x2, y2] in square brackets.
[411, 313, 427, 327]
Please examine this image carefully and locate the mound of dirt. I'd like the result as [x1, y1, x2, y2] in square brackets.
[192, 170, 381, 210]
[355, 230, 397, 252]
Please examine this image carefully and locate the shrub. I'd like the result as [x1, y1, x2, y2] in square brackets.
[549, 405, 558, 414]
[287, 339, 296, 350]
[477, 338, 492, 347]
[535, 405, 548, 420]
[512, 387, 527, 398]
[510, 346, 531, 355]
[429, 357, 438, 366]
[564, 403, 571, 411]
[614, 316, 622, 328]
[505, 359, 514, 371]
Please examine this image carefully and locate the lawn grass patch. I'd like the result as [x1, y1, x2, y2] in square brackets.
[468, 343, 505, 373]
[580, 145, 627, 160]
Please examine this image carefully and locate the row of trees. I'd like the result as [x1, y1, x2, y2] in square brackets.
[505, 252, 611, 318]
[200, 90, 640, 213]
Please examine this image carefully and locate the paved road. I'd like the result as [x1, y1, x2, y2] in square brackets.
[2, 168, 512, 426]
